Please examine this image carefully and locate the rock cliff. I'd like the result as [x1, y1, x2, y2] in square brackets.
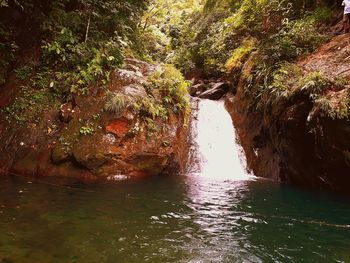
[228, 34, 350, 193]
[0, 59, 190, 180]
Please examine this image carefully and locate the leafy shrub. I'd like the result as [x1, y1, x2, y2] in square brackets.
[1, 0, 148, 97]
[225, 38, 257, 72]
[298, 71, 334, 98]
[312, 89, 350, 120]
[41, 27, 124, 95]
[148, 64, 190, 114]
[133, 96, 168, 120]
[15, 66, 33, 80]
[267, 63, 303, 100]
[32, 71, 52, 90]
[79, 126, 94, 135]
[263, 18, 327, 63]
[308, 6, 333, 24]
[126, 64, 191, 133]
[2, 86, 57, 123]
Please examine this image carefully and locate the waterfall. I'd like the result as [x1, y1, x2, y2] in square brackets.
[188, 99, 252, 180]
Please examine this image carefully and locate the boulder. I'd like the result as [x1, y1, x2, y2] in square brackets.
[72, 135, 112, 171]
[198, 82, 229, 100]
[51, 145, 72, 164]
[189, 83, 208, 96]
[0, 59, 190, 180]
[127, 153, 168, 175]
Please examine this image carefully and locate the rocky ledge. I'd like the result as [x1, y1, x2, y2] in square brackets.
[0, 59, 190, 180]
[228, 34, 350, 194]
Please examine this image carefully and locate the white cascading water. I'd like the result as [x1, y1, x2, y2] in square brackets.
[189, 99, 252, 180]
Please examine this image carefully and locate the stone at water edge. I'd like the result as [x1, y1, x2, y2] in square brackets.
[189, 83, 208, 96]
[198, 82, 229, 100]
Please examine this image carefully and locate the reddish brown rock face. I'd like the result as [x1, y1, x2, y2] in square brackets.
[227, 34, 350, 194]
[0, 59, 190, 180]
[106, 119, 130, 138]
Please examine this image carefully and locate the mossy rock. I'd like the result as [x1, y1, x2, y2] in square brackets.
[71, 133, 118, 170]
[51, 145, 72, 164]
[128, 153, 168, 175]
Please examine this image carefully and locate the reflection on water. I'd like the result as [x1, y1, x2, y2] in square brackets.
[1, 99, 350, 262]
[0, 176, 350, 263]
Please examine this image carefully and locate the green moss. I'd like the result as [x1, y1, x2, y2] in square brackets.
[225, 38, 257, 72]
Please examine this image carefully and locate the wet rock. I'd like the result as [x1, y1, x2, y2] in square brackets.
[127, 153, 168, 175]
[72, 135, 111, 170]
[198, 82, 229, 100]
[121, 83, 147, 99]
[189, 83, 208, 96]
[51, 145, 72, 164]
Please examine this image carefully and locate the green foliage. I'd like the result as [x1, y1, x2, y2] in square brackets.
[42, 28, 78, 63]
[3, 86, 57, 123]
[15, 66, 33, 80]
[130, 64, 190, 133]
[0, 0, 148, 95]
[140, 0, 204, 61]
[134, 96, 168, 120]
[173, 0, 295, 74]
[263, 18, 327, 63]
[299, 71, 333, 98]
[172, 0, 334, 76]
[147, 64, 190, 114]
[0, 22, 17, 85]
[32, 71, 52, 90]
[308, 6, 333, 24]
[79, 126, 94, 135]
[225, 38, 257, 72]
[267, 63, 303, 100]
[41, 28, 123, 95]
[313, 91, 350, 120]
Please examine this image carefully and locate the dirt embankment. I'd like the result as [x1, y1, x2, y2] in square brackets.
[228, 34, 350, 193]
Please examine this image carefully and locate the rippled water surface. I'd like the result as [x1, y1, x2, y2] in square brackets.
[1, 175, 350, 263]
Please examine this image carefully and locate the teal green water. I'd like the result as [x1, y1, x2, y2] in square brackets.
[0, 175, 350, 263]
